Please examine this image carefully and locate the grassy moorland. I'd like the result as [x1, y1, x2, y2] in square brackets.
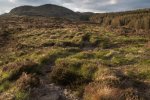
[0, 16, 150, 100]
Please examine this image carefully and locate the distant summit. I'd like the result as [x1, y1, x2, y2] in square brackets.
[9, 4, 79, 20]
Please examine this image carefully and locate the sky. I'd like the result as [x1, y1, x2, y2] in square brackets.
[0, 0, 150, 14]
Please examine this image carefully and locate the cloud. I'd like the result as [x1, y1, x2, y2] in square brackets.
[110, 0, 117, 5]
[0, 0, 150, 14]
[9, 0, 16, 3]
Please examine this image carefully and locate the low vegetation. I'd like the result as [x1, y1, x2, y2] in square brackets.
[0, 15, 149, 100]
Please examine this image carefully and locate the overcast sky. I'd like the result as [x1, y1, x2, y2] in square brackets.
[0, 0, 150, 14]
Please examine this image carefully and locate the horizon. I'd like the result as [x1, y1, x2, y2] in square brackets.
[2, 4, 150, 15]
[0, 0, 150, 14]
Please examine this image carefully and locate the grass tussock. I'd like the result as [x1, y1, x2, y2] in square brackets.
[0, 16, 149, 99]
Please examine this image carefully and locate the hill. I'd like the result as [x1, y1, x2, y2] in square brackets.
[0, 5, 150, 100]
[7, 4, 150, 29]
[9, 4, 79, 20]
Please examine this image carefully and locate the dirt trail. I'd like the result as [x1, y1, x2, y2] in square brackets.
[29, 65, 80, 100]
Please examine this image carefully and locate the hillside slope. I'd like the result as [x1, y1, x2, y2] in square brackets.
[9, 4, 79, 20]
[0, 16, 150, 100]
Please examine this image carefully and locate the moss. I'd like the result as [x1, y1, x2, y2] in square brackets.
[0, 81, 11, 92]
[118, 46, 144, 54]
[110, 55, 136, 66]
[70, 52, 95, 59]
[14, 91, 29, 100]
[116, 36, 148, 45]
[137, 71, 150, 80]
[94, 50, 110, 59]
[0, 72, 10, 83]
[126, 65, 150, 80]
[140, 59, 150, 65]
[37, 48, 80, 64]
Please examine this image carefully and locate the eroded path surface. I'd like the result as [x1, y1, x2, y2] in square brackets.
[30, 65, 80, 100]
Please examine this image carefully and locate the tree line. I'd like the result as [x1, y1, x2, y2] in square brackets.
[90, 9, 150, 30]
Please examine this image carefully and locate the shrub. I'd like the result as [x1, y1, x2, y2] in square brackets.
[16, 73, 40, 90]
[50, 58, 83, 85]
[0, 60, 38, 82]
[50, 58, 97, 86]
